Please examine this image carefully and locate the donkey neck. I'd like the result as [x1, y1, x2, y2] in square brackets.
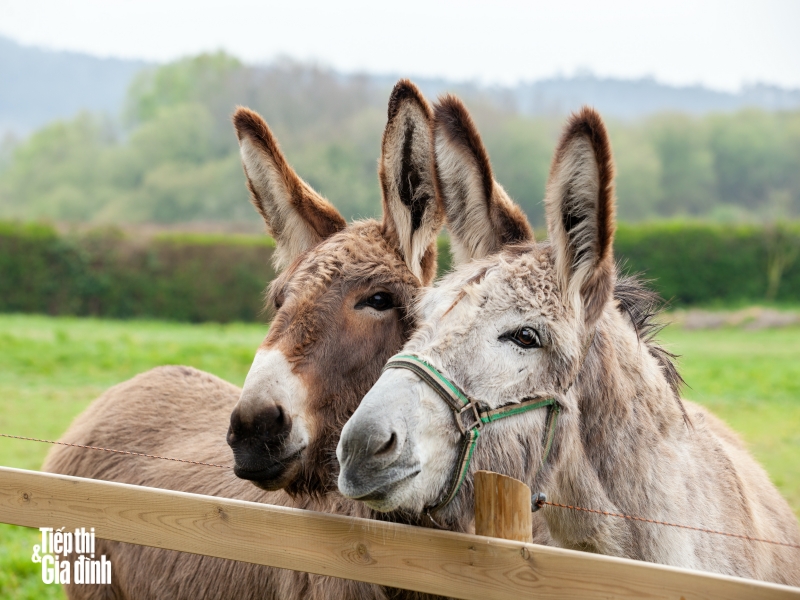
[542, 307, 689, 557]
[578, 308, 685, 471]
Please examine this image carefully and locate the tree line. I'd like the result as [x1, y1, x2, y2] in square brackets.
[1, 52, 799, 229]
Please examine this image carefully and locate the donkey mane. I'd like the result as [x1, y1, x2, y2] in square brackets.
[612, 269, 685, 403]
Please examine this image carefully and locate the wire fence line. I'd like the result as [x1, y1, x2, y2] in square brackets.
[3, 431, 799, 551]
[0, 432, 232, 469]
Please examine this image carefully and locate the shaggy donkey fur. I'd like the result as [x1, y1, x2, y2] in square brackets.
[44, 81, 518, 600]
[338, 98, 800, 585]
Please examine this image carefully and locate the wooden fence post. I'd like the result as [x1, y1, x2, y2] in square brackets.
[474, 470, 533, 543]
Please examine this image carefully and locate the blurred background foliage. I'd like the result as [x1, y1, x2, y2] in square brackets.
[2, 52, 800, 231]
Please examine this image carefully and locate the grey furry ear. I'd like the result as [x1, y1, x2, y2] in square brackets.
[544, 106, 616, 324]
[379, 80, 444, 285]
[233, 107, 346, 271]
[433, 95, 533, 266]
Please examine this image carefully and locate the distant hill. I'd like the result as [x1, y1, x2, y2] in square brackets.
[3, 34, 800, 140]
[0, 35, 148, 137]
[510, 75, 800, 119]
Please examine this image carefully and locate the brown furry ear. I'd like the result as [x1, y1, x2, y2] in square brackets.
[545, 106, 616, 324]
[379, 80, 444, 285]
[233, 107, 346, 271]
[433, 95, 533, 266]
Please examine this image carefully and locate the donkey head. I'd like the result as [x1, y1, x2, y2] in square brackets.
[338, 98, 625, 521]
[227, 81, 443, 496]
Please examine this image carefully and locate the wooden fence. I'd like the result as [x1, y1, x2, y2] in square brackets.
[1, 466, 798, 599]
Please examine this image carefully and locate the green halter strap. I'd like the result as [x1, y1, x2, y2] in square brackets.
[382, 354, 559, 512]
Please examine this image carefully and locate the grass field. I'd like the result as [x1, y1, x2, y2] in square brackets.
[0, 313, 798, 598]
[0, 314, 267, 599]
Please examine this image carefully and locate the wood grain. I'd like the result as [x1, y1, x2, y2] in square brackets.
[474, 470, 532, 543]
[0, 467, 797, 600]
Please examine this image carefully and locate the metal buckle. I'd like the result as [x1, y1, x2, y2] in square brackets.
[455, 401, 482, 434]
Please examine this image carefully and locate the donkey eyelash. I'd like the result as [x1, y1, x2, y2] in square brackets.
[499, 327, 543, 349]
[355, 291, 395, 311]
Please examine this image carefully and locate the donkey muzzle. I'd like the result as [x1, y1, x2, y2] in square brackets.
[336, 388, 419, 505]
[227, 395, 299, 489]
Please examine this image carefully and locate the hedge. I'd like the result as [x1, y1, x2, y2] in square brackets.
[0, 223, 275, 322]
[614, 222, 800, 305]
[0, 221, 798, 322]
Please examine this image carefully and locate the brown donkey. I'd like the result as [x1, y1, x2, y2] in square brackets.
[43, 80, 453, 600]
[338, 97, 800, 585]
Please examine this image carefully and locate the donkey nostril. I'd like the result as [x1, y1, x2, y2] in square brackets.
[227, 409, 243, 445]
[374, 432, 397, 457]
[255, 405, 283, 434]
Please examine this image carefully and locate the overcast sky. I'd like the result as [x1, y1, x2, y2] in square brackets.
[2, 0, 799, 92]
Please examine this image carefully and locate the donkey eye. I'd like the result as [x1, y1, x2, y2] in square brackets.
[502, 327, 541, 349]
[356, 292, 394, 311]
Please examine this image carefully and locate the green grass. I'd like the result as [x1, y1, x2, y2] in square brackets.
[0, 314, 797, 597]
[0, 314, 266, 599]
[660, 327, 800, 517]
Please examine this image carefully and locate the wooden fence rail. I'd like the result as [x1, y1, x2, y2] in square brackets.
[0, 466, 797, 600]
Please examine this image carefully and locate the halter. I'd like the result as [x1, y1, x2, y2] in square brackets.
[382, 354, 560, 512]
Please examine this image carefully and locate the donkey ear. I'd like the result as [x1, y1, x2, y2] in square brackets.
[379, 80, 444, 285]
[545, 107, 616, 324]
[433, 95, 533, 266]
[233, 107, 346, 271]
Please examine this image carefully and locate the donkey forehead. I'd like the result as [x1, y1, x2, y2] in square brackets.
[420, 244, 566, 323]
[271, 220, 420, 304]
